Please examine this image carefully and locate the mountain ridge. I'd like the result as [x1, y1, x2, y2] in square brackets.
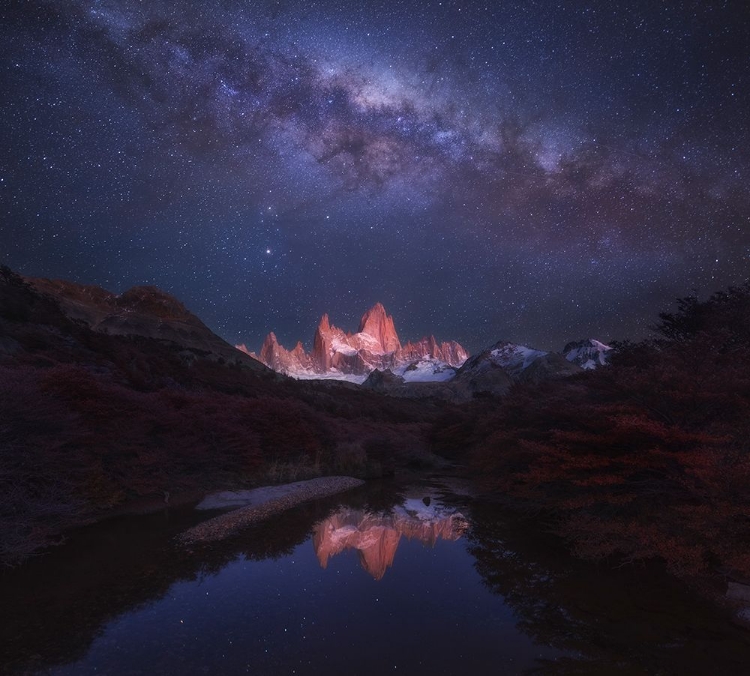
[27, 276, 268, 371]
[243, 303, 469, 380]
[362, 336, 612, 401]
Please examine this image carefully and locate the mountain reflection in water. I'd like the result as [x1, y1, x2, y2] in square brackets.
[3, 480, 750, 675]
[313, 497, 468, 579]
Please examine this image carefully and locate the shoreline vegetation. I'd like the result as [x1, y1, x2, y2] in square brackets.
[2, 265, 750, 617]
[0, 267, 437, 566]
[437, 282, 750, 602]
[178, 476, 365, 546]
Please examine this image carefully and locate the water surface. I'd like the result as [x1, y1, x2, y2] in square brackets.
[3, 477, 750, 675]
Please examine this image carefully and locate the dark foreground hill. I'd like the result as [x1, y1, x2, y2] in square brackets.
[0, 267, 441, 565]
[4, 265, 750, 602]
[27, 276, 269, 371]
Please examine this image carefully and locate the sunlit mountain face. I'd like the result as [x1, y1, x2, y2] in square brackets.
[239, 302, 468, 383]
[313, 496, 469, 580]
[3, 1, 748, 353]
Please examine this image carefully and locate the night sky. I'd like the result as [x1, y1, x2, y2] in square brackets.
[2, 1, 748, 354]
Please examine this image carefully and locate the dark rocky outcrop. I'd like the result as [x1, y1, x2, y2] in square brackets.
[28, 277, 267, 370]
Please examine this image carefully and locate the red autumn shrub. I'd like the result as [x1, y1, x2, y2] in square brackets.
[471, 283, 750, 579]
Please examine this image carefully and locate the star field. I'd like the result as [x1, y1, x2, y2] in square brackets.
[1, 0, 748, 352]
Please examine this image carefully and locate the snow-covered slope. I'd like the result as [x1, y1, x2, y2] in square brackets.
[485, 342, 550, 376]
[293, 370, 369, 385]
[451, 340, 583, 399]
[562, 338, 613, 369]
[392, 358, 459, 383]
[361, 335, 611, 401]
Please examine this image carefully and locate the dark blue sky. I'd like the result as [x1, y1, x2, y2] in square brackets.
[2, 0, 748, 353]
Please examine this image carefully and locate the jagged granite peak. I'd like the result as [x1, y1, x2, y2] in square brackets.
[562, 338, 613, 369]
[253, 303, 468, 380]
[259, 331, 281, 363]
[312, 312, 352, 372]
[400, 335, 469, 364]
[318, 313, 332, 334]
[357, 302, 401, 353]
[258, 332, 313, 373]
[312, 319, 329, 372]
[28, 276, 267, 371]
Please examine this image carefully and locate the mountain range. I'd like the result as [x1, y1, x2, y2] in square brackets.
[237, 302, 469, 382]
[236, 300, 613, 399]
[13, 273, 612, 400]
[359, 338, 611, 401]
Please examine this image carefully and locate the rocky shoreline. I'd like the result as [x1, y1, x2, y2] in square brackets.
[177, 476, 365, 546]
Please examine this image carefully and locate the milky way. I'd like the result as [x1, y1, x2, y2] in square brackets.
[2, 0, 748, 352]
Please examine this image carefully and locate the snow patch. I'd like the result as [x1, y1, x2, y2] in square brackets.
[329, 336, 358, 356]
[563, 338, 613, 369]
[351, 331, 382, 350]
[489, 343, 548, 371]
[393, 358, 458, 382]
[292, 370, 368, 384]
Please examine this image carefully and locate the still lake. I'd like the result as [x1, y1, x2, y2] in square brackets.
[3, 476, 750, 675]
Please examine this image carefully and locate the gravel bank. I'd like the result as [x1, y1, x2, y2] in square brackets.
[195, 480, 334, 510]
[178, 476, 365, 546]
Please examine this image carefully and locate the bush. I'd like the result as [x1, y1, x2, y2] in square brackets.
[470, 282, 750, 580]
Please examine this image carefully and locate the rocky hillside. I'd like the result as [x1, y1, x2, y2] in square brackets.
[29, 276, 267, 371]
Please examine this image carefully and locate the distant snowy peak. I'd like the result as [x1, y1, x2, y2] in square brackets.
[456, 338, 588, 394]
[357, 335, 612, 401]
[562, 338, 613, 370]
[245, 303, 468, 381]
[473, 338, 611, 376]
[487, 341, 550, 375]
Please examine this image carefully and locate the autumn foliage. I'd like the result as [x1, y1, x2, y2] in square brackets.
[4, 263, 750, 582]
[470, 283, 750, 580]
[0, 268, 435, 564]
